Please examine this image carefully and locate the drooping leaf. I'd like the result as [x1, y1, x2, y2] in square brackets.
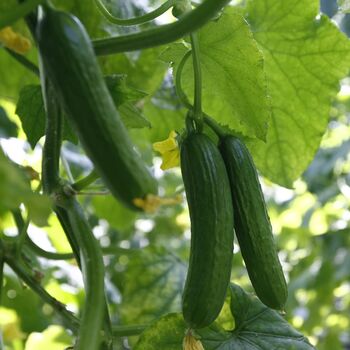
[246, 0, 350, 187]
[0, 106, 18, 138]
[15, 85, 46, 148]
[161, 7, 270, 141]
[15, 85, 77, 148]
[0, 150, 51, 226]
[135, 284, 315, 350]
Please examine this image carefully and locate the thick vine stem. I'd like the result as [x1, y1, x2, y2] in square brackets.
[55, 195, 106, 350]
[93, 0, 230, 55]
[40, 64, 63, 195]
[95, 0, 176, 26]
[203, 115, 226, 138]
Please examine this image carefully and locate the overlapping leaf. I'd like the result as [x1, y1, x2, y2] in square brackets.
[135, 284, 315, 350]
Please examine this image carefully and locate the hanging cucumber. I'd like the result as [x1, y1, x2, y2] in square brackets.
[219, 136, 288, 310]
[181, 131, 234, 329]
[36, 5, 157, 210]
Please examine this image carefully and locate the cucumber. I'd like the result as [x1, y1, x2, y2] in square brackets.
[219, 136, 288, 310]
[181, 132, 234, 329]
[36, 5, 157, 210]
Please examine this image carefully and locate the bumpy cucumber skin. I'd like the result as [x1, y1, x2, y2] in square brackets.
[219, 136, 288, 310]
[36, 6, 157, 210]
[181, 133, 234, 329]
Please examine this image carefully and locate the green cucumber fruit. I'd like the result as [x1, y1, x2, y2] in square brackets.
[181, 132, 234, 329]
[219, 136, 288, 310]
[36, 5, 157, 210]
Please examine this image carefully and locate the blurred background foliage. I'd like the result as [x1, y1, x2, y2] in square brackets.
[0, 0, 349, 349]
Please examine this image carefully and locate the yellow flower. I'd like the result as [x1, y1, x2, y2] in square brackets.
[0, 27, 31, 54]
[183, 331, 204, 350]
[133, 194, 182, 213]
[153, 131, 180, 170]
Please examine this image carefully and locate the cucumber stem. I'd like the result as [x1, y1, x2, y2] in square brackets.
[112, 324, 148, 337]
[190, 32, 203, 131]
[94, 0, 176, 26]
[204, 115, 226, 138]
[175, 50, 192, 109]
[71, 169, 100, 192]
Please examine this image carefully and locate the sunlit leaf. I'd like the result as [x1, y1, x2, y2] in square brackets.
[135, 284, 315, 349]
[247, 0, 350, 186]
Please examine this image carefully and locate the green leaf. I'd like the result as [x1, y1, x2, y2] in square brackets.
[246, 0, 350, 186]
[0, 150, 51, 226]
[118, 246, 186, 324]
[15, 85, 46, 149]
[0, 106, 18, 138]
[135, 284, 315, 350]
[15, 84, 77, 148]
[105, 74, 148, 106]
[105, 74, 151, 128]
[162, 7, 270, 141]
[119, 103, 151, 129]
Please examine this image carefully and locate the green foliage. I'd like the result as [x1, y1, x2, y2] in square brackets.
[135, 284, 316, 349]
[0, 0, 350, 348]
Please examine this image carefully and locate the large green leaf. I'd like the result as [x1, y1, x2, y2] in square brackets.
[246, 0, 350, 186]
[162, 7, 270, 141]
[135, 284, 315, 350]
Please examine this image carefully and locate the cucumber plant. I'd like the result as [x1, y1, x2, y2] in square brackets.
[0, 0, 345, 349]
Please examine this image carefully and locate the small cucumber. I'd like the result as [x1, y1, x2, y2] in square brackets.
[36, 5, 157, 210]
[181, 132, 234, 329]
[219, 136, 288, 310]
